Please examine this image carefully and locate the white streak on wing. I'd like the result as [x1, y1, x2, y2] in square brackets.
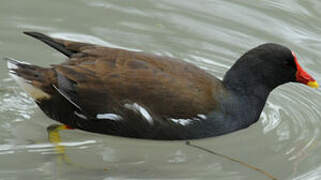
[170, 118, 193, 126]
[170, 115, 204, 126]
[124, 103, 153, 124]
[96, 113, 122, 121]
[197, 114, 207, 119]
[52, 85, 81, 110]
[74, 111, 88, 120]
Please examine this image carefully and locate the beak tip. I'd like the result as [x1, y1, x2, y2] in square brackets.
[307, 81, 319, 88]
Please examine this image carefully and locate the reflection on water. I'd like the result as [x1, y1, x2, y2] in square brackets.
[1, 0, 321, 179]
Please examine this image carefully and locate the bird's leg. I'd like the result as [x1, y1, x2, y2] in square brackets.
[46, 124, 109, 171]
[47, 124, 73, 164]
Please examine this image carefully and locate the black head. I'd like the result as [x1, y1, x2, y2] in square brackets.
[223, 43, 318, 92]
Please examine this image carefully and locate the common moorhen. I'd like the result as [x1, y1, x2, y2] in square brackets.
[6, 32, 318, 140]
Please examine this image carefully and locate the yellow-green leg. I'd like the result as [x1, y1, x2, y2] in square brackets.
[47, 124, 73, 164]
[47, 124, 108, 171]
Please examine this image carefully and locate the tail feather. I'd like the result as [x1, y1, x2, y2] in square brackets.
[23, 32, 75, 57]
[6, 57, 51, 100]
[6, 57, 30, 70]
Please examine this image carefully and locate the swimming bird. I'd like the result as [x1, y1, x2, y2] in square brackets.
[6, 32, 318, 140]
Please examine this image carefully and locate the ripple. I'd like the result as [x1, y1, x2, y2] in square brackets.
[86, 1, 147, 17]
[262, 85, 321, 168]
[0, 140, 96, 155]
[16, 24, 56, 31]
[293, 165, 321, 180]
[261, 101, 282, 134]
[0, 78, 36, 123]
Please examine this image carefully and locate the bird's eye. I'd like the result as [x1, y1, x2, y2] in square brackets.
[283, 60, 291, 66]
[283, 56, 295, 68]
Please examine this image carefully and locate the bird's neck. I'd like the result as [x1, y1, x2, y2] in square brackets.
[220, 74, 273, 130]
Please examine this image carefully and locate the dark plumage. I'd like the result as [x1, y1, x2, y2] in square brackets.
[6, 32, 318, 140]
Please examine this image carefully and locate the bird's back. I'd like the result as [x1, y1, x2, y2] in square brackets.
[7, 32, 227, 139]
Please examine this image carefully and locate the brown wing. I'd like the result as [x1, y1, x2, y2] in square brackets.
[24, 32, 224, 119]
[54, 49, 223, 119]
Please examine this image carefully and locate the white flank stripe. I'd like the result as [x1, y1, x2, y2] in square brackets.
[124, 103, 153, 124]
[74, 111, 88, 120]
[96, 113, 122, 121]
[197, 114, 207, 119]
[170, 118, 193, 126]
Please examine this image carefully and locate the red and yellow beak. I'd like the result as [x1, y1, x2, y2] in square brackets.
[292, 51, 319, 88]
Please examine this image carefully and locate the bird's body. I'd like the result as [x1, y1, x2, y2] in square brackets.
[6, 32, 318, 140]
